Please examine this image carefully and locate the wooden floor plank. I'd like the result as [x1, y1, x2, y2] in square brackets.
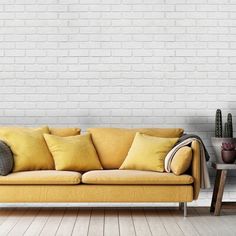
[170, 208, 199, 236]
[144, 208, 168, 236]
[8, 208, 40, 236]
[188, 208, 215, 236]
[39, 208, 65, 236]
[119, 209, 136, 236]
[221, 209, 236, 232]
[1, 206, 236, 236]
[0, 208, 14, 226]
[131, 209, 152, 236]
[24, 208, 54, 236]
[88, 208, 104, 236]
[157, 208, 184, 236]
[104, 208, 119, 236]
[0, 208, 28, 235]
[56, 208, 78, 236]
[195, 208, 235, 236]
[72, 208, 91, 236]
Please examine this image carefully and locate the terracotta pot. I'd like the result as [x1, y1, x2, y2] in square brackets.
[221, 150, 236, 164]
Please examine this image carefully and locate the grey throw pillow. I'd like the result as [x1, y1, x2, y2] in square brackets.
[0, 141, 13, 175]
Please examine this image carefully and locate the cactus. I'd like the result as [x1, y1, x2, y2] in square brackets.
[224, 122, 230, 137]
[227, 113, 233, 138]
[215, 109, 223, 137]
[215, 109, 234, 138]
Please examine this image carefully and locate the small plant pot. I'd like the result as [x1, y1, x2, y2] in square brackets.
[221, 150, 236, 164]
[211, 137, 236, 163]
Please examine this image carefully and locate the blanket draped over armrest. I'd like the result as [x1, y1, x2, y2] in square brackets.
[165, 134, 211, 189]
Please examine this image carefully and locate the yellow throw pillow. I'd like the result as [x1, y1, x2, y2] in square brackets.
[0, 126, 54, 172]
[49, 127, 81, 137]
[120, 132, 178, 172]
[171, 146, 192, 175]
[44, 133, 103, 171]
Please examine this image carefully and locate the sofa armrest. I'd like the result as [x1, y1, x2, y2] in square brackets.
[191, 140, 201, 200]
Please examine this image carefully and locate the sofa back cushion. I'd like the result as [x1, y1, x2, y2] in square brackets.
[87, 127, 184, 169]
[49, 127, 81, 137]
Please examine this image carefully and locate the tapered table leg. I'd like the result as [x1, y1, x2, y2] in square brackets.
[210, 170, 222, 212]
[214, 170, 227, 216]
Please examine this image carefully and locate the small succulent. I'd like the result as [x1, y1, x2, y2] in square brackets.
[222, 142, 236, 151]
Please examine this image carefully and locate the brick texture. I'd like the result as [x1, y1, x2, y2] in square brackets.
[0, 0, 236, 169]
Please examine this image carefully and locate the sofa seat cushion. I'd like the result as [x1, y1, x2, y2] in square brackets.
[82, 170, 193, 185]
[0, 170, 81, 185]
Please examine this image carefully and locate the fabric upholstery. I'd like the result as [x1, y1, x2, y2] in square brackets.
[171, 146, 193, 175]
[0, 170, 81, 185]
[0, 185, 193, 203]
[49, 127, 81, 137]
[120, 133, 178, 172]
[82, 170, 193, 185]
[0, 125, 200, 204]
[0, 141, 14, 176]
[44, 133, 102, 171]
[191, 140, 201, 200]
[0, 126, 54, 172]
[88, 127, 184, 169]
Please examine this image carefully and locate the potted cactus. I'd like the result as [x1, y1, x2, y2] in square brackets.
[211, 109, 236, 163]
[221, 143, 236, 164]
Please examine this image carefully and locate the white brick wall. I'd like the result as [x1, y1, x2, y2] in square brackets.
[0, 0, 236, 203]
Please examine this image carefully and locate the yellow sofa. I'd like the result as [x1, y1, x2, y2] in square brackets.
[0, 127, 200, 216]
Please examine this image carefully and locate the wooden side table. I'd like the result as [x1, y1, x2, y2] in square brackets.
[210, 162, 236, 216]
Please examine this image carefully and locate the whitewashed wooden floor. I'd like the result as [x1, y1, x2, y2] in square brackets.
[0, 207, 235, 236]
